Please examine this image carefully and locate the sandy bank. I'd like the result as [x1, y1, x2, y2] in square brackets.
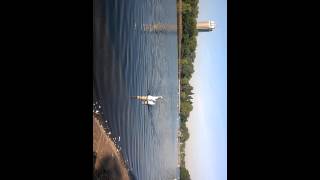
[93, 113, 130, 180]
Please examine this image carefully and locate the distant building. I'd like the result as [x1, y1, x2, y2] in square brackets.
[197, 20, 216, 32]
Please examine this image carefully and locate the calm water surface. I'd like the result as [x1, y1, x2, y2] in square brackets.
[93, 0, 179, 179]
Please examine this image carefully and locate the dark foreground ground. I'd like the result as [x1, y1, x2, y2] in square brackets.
[93, 113, 130, 180]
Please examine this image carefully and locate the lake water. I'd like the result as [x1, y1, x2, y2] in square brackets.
[93, 0, 179, 179]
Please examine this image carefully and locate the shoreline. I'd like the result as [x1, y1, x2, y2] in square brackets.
[177, 0, 182, 78]
[177, 0, 183, 168]
[93, 113, 130, 180]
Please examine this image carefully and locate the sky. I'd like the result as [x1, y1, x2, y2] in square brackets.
[185, 0, 227, 180]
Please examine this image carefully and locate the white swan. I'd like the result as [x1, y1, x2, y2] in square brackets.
[142, 100, 156, 106]
[132, 95, 163, 106]
[147, 95, 163, 102]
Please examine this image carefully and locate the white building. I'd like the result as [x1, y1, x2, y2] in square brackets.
[196, 20, 216, 32]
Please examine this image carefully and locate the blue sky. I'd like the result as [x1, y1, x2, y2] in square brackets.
[185, 0, 227, 180]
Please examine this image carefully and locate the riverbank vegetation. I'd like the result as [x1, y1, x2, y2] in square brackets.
[178, 0, 199, 180]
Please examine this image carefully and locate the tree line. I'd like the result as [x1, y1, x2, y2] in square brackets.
[179, 0, 199, 180]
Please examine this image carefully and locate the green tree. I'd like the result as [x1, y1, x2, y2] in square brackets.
[180, 101, 193, 118]
[182, 2, 192, 13]
[178, 0, 200, 178]
[181, 77, 189, 86]
[181, 91, 187, 100]
[180, 123, 190, 142]
[180, 167, 191, 180]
